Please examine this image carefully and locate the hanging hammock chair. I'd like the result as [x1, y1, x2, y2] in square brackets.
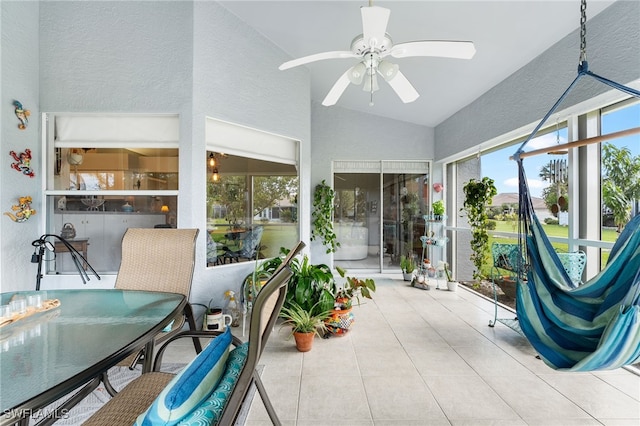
[509, 0, 640, 372]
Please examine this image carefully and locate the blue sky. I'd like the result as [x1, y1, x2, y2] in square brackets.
[482, 103, 639, 198]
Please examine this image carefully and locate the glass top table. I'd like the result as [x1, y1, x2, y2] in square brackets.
[0, 289, 186, 425]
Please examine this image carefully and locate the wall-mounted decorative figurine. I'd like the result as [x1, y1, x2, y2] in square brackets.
[4, 196, 36, 222]
[13, 100, 30, 130]
[9, 149, 35, 178]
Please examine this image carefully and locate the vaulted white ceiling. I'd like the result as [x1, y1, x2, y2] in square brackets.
[220, 0, 617, 127]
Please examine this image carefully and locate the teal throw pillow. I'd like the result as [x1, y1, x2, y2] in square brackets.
[176, 342, 249, 425]
[135, 328, 232, 425]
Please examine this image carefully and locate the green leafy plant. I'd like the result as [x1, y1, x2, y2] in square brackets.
[461, 177, 497, 280]
[241, 259, 274, 308]
[400, 255, 416, 274]
[602, 143, 640, 232]
[334, 267, 376, 308]
[311, 180, 340, 253]
[280, 302, 330, 336]
[285, 253, 336, 316]
[432, 200, 445, 217]
[443, 262, 454, 282]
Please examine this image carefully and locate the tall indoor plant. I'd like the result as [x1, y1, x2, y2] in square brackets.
[461, 177, 497, 280]
[311, 180, 340, 253]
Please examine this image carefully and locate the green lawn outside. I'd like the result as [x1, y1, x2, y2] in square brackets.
[479, 220, 619, 278]
[207, 220, 298, 259]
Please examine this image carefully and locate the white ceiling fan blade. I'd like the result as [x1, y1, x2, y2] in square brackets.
[390, 41, 476, 60]
[322, 68, 353, 106]
[386, 70, 420, 104]
[279, 51, 357, 70]
[361, 6, 390, 49]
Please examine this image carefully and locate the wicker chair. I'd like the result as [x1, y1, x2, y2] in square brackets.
[84, 241, 304, 426]
[111, 228, 202, 375]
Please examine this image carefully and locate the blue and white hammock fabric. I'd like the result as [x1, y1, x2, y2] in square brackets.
[514, 160, 640, 371]
[507, 61, 640, 371]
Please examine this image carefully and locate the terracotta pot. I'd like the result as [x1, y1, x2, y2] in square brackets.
[293, 331, 315, 352]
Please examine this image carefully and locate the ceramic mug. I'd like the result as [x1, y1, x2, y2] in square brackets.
[204, 308, 232, 331]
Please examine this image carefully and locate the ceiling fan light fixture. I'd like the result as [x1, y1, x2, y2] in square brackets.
[363, 73, 379, 93]
[348, 62, 367, 85]
[378, 60, 399, 81]
[279, 4, 475, 106]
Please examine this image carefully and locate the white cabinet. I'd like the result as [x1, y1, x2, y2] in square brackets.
[53, 213, 166, 274]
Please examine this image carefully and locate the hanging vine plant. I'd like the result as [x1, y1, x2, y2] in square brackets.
[461, 177, 497, 280]
[311, 180, 340, 253]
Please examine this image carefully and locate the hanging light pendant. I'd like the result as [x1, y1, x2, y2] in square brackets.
[208, 152, 221, 182]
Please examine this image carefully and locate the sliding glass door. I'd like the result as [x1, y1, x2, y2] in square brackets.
[333, 161, 430, 272]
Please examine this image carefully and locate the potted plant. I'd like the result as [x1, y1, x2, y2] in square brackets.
[461, 177, 497, 281]
[443, 261, 458, 291]
[284, 253, 336, 316]
[280, 302, 330, 352]
[334, 267, 376, 307]
[325, 267, 376, 336]
[311, 180, 340, 253]
[400, 254, 416, 281]
[432, 200, 445, 221]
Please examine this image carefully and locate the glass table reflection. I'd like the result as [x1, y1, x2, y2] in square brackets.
[0, 289, 185, 426]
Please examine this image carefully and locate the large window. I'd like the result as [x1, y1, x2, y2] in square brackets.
[481, 125, 570, 252]
[204, 118, 300, 268]
[205, 153, 298, 267]
[44, 114, 180, 274]
[600, 99, 640, 266]
[448, 98, 638, 280]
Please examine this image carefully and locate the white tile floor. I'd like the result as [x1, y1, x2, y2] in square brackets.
[167, 276, 640, 425]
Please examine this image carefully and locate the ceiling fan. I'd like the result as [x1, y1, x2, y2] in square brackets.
[279, 2, 476, 106]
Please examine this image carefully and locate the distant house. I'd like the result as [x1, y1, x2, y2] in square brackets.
[492, 193, 554, 222]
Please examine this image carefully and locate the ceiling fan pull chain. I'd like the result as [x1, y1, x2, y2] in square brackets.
[579, 0, 587, 66]
[369, 55, 375, 106]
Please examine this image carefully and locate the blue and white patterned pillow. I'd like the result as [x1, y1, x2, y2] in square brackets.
[176, 342, 249, 425]
[134, 328, 232, 426]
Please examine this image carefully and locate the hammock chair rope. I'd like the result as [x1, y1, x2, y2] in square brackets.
[509, 0, 640, 371]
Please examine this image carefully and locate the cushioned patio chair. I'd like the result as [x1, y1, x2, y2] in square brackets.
[222, 226, 264, 263]
[84, 241, 304, 426]
[111, 228, 202, 374]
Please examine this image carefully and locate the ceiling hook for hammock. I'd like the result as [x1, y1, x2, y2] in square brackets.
[578, 0, 588, 73]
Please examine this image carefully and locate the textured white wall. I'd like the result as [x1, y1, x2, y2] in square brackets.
[435, 0, 640, 161]
[1, 1, 40, 293]
[310, 101, 434, 263]
[39, 1, 193, 112]
[2, 1, 310, 314]
[189, 1, 311, 308]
